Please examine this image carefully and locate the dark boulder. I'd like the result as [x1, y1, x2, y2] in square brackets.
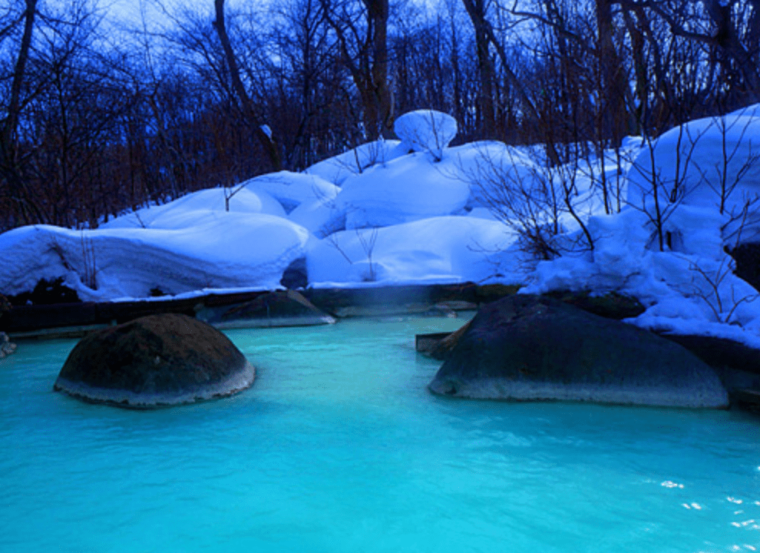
[420, 320, 472, 360]
[543, 290, 646, 320]
[0, 332, 16, 359]
[54, 313, 254, 408]
[727, 241, 760, 293]
[281, 257, 308, 290]
[428, 295, 728, 408]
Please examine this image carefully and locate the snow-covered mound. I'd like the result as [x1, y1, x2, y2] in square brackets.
[288, 197, 344, 239]
[519, 104, 760, 348]
[627, 109, 760, 216]
[242, 171, 340, 212]
[455, 142, 539, 210]
[336, 148, 472, 229]
[0, 215, 310, 302]
[307, 216, 520, 286]
[102, 187, 286, 229]
[523, 205, 760, 347]
[394, 110, 458, 160]
[453, 141, 625, 235]
[305, 140, 408, 186]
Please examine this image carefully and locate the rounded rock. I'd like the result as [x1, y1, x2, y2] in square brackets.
[428, 295, 728, 408]
[54, 313, 254, 408]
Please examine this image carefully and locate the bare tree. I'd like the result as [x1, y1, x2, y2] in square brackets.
[0, 0, 41, 226]
[321, 0, 393, 140]
[213, 0, 282, 170]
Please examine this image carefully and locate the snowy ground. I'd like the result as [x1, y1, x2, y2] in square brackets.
[2, 107, 760, 347]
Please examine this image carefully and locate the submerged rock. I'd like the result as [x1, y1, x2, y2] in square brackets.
[197, 290, 335, 328]
[727, 241, 760, 293]
[54, 313, 254, 408]
[428, 295, 728, 408]
[0, 332, 16, 359]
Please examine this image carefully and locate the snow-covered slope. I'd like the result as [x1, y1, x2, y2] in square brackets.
[627, 108, 760, 215]
[241, 171, 340, 213]
[305, 140, 408, 185]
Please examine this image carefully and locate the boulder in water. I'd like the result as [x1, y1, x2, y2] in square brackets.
[54, 313, 254, 408]
[428, 295, 728, 408]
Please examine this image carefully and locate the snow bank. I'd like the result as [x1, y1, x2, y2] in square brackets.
[5, 100, 760, 352]
[336, 148, 474, 229]
[288, 197, 345, 239]
[517, 105, 760, 348]
[394, 110, 458, 160]
[0, 215, 310, 301]
[627, 110, 760, 216]
[453, 141, 620, 234]
[242, 171, 340, 212]
[523, 204, 760, 347]
[452, 142, 537, 210]
[102, 187, 286, 229]
[305, 140, 408, 185]
[307, 216, 519, 287]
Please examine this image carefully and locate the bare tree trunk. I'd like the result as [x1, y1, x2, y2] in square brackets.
[749, 0, 760, 50]
[0, 0, 43, 226]
[449, 6, 464, 133]
[462, 0, 560, 164]
[213, 0, 282, 170]
[321, 0, 393, 140]
[461, 0, 496, 137]
[595, 0, 632, 144]
[366, 0, 393, 138]
[702, 0, 760, 105]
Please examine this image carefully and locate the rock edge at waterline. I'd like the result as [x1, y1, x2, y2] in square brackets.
[428, 295, 729, 409]
[54, 313, 254, 408]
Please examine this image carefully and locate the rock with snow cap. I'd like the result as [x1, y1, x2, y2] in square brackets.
[394, 110, 458, 160]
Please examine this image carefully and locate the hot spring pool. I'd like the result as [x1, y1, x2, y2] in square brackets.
[1, 315, 759, 552]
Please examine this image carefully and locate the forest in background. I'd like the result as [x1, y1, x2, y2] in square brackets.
[1, 0, 758, 232]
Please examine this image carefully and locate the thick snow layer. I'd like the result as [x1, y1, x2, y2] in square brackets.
[394, 110, 458, 160]
[626, 110, 760, 216]
[305, 140, 408, 185]
[101, 187, 286, 229]
[288, 197, 345, 239]
[517, 105, 760, 348]
[453, 141, 537, 210]
[522, 205, 760, 347]
[336, 147, 477, 229]
[453, 141, 630, 235]
[241, 171, 340, 212]
[306, 216, 520, 287]
[0, 215, 310, 301]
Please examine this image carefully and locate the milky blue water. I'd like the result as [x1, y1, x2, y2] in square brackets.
[1, 315, 759, 552]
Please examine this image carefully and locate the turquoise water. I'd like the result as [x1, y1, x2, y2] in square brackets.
[1, 315, 759, 553]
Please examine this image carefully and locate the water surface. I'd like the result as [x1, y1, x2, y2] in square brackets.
[1, 316, 759, 552]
